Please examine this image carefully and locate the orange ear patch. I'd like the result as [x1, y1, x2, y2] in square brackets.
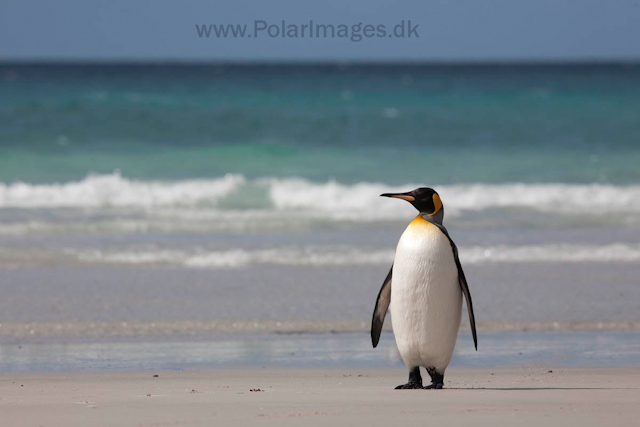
[431, 193, 443, 215]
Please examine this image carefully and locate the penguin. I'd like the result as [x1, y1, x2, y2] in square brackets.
[371, 187, 477, 389]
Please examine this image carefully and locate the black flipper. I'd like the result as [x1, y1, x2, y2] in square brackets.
[431, 223, 478, 350]
[371, 266, 393, 348]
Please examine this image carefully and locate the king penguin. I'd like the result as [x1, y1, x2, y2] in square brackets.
[371, 187, 477, 389]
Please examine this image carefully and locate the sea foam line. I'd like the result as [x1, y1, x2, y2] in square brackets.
[68, 243, 640, 268]
[2, 320, 638, 342]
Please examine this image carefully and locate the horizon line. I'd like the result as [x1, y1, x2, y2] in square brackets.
[1, 58, 640, 67]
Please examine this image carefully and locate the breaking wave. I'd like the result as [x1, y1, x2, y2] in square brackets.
[0, 173, 245, 209]
[2, 173, 640, 220]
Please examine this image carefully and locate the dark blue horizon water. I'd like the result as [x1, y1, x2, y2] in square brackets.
[2, 62, 640, 184]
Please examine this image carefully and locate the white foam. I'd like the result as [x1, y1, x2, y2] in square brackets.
[72, 247, 396, 268]
[3, 174, 640, 227]
[265, 177, 413, 220]
[269, 179, 640, 218]
[0, 173, 244, 208]
[439, 183, 640, 215]
[461, 243, 640, 264]
[69, 243, 640, 269]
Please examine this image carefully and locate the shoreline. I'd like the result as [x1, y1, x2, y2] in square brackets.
[1, 367, 638, 426]
[2, 331, 639, 374]
[2, 320, 640, 343]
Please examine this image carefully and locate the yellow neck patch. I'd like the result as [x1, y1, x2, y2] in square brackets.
[408, 214, 434, 230]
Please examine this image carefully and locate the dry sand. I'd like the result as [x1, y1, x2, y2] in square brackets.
[1, 367, 639, 426]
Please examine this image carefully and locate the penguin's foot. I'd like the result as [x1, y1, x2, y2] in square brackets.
[395, 367, 423, 389]
[425, 367, 444, 390]
[423, 382, 444, 390]
[395, 381, 423, 389]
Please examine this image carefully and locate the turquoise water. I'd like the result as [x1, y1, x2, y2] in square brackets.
[2, 63, 640, 184]
[3, 64, 640, 234]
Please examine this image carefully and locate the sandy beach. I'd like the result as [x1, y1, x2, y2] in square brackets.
[1, 367, 638, 426]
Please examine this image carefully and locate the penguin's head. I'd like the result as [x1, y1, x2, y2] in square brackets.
[380, 187, 443, 216]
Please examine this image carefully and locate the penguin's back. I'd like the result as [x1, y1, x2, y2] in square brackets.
[390, 215, 462, 371]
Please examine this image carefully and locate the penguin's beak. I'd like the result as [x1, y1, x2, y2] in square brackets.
[380, 192, 415, 202]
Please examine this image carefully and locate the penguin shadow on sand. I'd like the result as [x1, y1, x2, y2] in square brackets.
[445, 386, 636, 391]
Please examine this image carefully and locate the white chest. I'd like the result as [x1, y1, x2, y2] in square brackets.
[389, 216, 462, 370]
[392, 217, 458, 294]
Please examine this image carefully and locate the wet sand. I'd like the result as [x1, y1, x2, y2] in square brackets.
[1, 367, 638, 426]
[2, 263, 640, 325]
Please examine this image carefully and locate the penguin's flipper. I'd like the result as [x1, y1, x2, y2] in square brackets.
[432, 223, 478, 350]
[371, 266, 393, 348]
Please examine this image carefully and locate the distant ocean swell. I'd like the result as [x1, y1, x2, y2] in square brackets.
[2, 173, 640, 217]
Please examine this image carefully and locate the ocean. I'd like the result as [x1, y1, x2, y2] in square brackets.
[1, 63, 639, 371]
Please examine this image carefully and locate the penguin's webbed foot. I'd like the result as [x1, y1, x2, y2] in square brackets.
[423, 382, 444, 389]
[395, 367, 423, 389]
[395, 382, 423, 389]
[424, 367, 444, 389]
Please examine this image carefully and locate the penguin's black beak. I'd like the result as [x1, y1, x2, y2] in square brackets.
[380, 192, 415, 202]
